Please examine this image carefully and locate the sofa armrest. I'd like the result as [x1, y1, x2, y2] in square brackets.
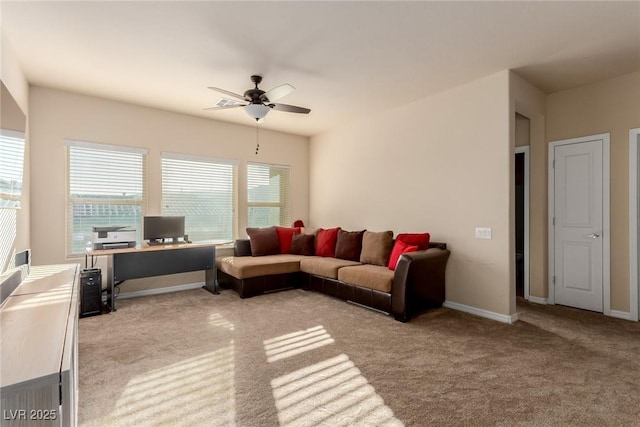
[391, 247, 450, 322]
[234, 239, 252, 257]
[429, 241, 447, 250]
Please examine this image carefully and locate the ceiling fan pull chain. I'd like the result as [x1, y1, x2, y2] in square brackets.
[255, 120, 260, 155]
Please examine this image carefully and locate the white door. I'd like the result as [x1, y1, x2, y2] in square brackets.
[552, 138, 604, 312]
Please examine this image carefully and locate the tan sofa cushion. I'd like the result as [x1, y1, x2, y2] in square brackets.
[338, 264, 395, 293]
[299, 256, 361, 279]
[216, 254, 305, 280]
[360, 230, 394, 266]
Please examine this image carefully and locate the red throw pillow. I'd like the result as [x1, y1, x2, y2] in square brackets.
[315, 227, 341, 257]
[275, 226, 301, 254]
[396, 233, 430, 250]
[388, 240, 419, 270]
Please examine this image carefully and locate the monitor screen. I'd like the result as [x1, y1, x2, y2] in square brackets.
[143, 216, 185, 241]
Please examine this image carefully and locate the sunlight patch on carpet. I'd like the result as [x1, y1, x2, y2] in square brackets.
[110, 341, 236, 426]
[271, 354, 403, 426]
[209, 312, 234, 330]
[264, 325, 334, 362]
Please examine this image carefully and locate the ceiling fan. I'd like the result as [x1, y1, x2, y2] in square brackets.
[205, 75, 311, 122]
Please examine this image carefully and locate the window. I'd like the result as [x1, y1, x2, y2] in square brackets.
[66, 141, 146, 256]
[247, 163, 290, 227]
[0, 129, 26, 209]
[161, 153, 237, 243]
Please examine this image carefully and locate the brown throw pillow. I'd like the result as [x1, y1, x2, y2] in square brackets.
[360, 230, 394, 266]
[335, 229, 365, 261]
[246, 226, 280, 256]
[291, 234, 315, 256]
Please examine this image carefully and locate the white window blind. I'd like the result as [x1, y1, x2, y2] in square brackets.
[247, 162, 291, 227]
[0, 130, 26, 209]
[161, 153, 237, 243]
[66, 141, 146, 256]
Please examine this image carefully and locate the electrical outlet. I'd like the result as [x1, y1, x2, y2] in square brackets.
[475, 227, 492, 240]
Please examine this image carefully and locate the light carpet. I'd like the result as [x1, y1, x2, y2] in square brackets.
[78, 288, 640, 426]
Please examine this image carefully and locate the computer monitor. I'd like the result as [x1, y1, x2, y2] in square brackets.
[143, 216, 185, 243]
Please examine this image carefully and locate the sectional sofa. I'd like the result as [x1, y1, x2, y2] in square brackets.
[216, 227, 450, 322]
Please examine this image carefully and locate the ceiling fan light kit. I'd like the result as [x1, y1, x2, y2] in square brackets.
[245, 103, 271, 120]
[206, 75, 310, 123]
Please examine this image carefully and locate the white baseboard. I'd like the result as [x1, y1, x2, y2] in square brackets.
[609, 310, 632, 321]
[443, 300, 518, 324]
[118, 282, 205, 300]
[527, 296, 548, 305]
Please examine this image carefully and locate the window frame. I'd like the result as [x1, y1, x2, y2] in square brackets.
[65, 140, 148, 257]
[161, 152, 239, 244]
[247, 162, 291, 228]
[0, 129, 26, 209]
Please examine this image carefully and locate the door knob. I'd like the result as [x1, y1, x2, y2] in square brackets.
[583, 232, 600, 239]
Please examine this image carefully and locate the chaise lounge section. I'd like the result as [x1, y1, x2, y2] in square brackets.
[216, 228, 450, 322]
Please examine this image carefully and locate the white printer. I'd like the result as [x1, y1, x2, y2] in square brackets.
[92, 226, 137, 250]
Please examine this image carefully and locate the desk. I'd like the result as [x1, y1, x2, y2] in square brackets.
[88, 243, 217, 311]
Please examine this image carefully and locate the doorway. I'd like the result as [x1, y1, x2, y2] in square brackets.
[548, 133, 610, 313]
[630, 128, 640, 321]
[515, 113, 530, 300]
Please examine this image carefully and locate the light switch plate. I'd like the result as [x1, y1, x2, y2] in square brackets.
[475, 227, 492, 240]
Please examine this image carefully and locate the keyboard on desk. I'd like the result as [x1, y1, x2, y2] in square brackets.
[147, 240, 189, 246]
[147, 240, 170, 246]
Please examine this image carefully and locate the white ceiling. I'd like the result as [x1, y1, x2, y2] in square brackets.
[2, 1, 639, 137]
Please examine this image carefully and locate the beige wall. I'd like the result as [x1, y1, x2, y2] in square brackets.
[509, 72, 547, 305]
[29, 87, 309, 292]
[0, 32, 30, 274]
[546, 71, 640, 312]
[515, 114, 530, 148]
[308, 68, 636, 318]
[310, 71, 514, 316]
[1, 34, 29, 112]
[1, 82, 26, 132]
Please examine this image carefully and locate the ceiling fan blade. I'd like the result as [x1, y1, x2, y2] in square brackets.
[270, 103, 311, 114]
[207, 87, 247, 101]
[203, 104, 245, 111]
[262, 83, 294, 102]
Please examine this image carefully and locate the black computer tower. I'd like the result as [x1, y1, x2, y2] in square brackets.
[80, 268, 102, 317]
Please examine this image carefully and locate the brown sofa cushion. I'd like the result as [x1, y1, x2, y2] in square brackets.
[291, 234, 315, 256]
[299, 257, 361, 279]
[335, 229, 365, 261]
[246, 226, 280, 256]
[338, 264, 395, 293]
[360, 230, 394, 266]
[216, 254, 305, 279]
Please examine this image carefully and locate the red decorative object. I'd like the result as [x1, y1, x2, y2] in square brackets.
[275, 226, 301, 253]
[315, 227, 341, 257]
[396, 233, 430, 250]
[388, 240, 419, 270]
